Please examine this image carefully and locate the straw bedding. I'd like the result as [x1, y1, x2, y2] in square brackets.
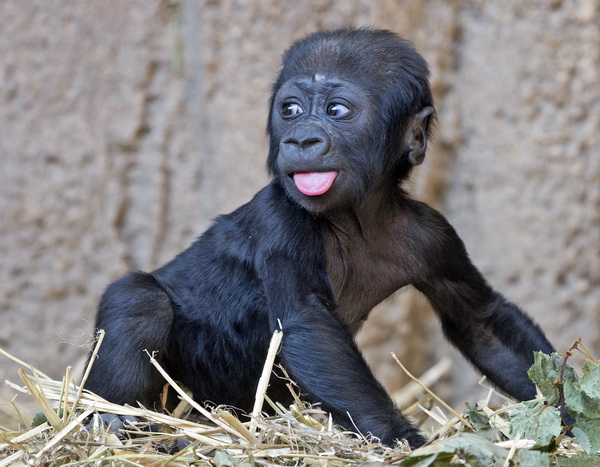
[0, 333, 595, 466]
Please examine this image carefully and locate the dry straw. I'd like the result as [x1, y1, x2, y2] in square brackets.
[0, 330, 551, 465]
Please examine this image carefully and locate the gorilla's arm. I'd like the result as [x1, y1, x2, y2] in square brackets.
[262, 252, 426, 448]
[411, 203, 555, 401]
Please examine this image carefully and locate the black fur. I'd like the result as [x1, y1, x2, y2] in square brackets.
[86, 28, 555, 449]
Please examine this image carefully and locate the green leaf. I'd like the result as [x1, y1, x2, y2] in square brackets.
[580, 362, 600, 398]
[571, 418, 600, 454]
[402, 433, 508, 466]
[465, 402, 491, 431]
[527, 355, 600, 453]
[512, 449, 551, 467]
[399, 453, 446, 466]
[554, 453, 600, 466]
[572, 426, 592, 455]
[213, 451, 254, 467]
[509, 400, 562, 447]
[31, 410, 48, 427]
[563, 363, 600, 419]
[528, 352, 576, 405]
[463, 402, 501, 443]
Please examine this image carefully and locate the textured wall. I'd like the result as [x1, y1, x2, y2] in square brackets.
[440, 0, 600, 397]
[1, 1, 598, 416]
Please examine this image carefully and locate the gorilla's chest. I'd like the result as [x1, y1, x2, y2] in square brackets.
[325, 229, 411, 335]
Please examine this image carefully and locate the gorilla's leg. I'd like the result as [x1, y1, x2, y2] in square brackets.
[85, 272, 173, 408]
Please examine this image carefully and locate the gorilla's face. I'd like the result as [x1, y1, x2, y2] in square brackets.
[270, 74, 381, 213]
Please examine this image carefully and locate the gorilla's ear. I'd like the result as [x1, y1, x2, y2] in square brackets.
[405, 106, 434, 166]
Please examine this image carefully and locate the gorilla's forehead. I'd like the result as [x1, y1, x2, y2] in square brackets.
[277, 75, 360, 97]
[280, 50, 381, 89]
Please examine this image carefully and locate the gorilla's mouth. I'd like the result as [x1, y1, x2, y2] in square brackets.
[292, 171, 338, 196]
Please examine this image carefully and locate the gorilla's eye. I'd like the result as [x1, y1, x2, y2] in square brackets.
[282, 103, 304, 118]
[326, 103, 350, 118]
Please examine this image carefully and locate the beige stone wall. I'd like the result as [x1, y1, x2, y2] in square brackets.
[1, 1, 598, 416]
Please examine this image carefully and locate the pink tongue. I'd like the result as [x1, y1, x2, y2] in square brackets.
[293, 171, 338, 196]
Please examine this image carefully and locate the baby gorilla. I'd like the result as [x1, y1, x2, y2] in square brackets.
[86, 28, 555, 448]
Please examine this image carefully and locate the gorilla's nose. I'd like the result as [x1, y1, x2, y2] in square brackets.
[281, 123, 332, 159]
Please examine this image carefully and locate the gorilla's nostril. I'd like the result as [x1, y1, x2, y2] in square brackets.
[300, 138, 323, 149]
